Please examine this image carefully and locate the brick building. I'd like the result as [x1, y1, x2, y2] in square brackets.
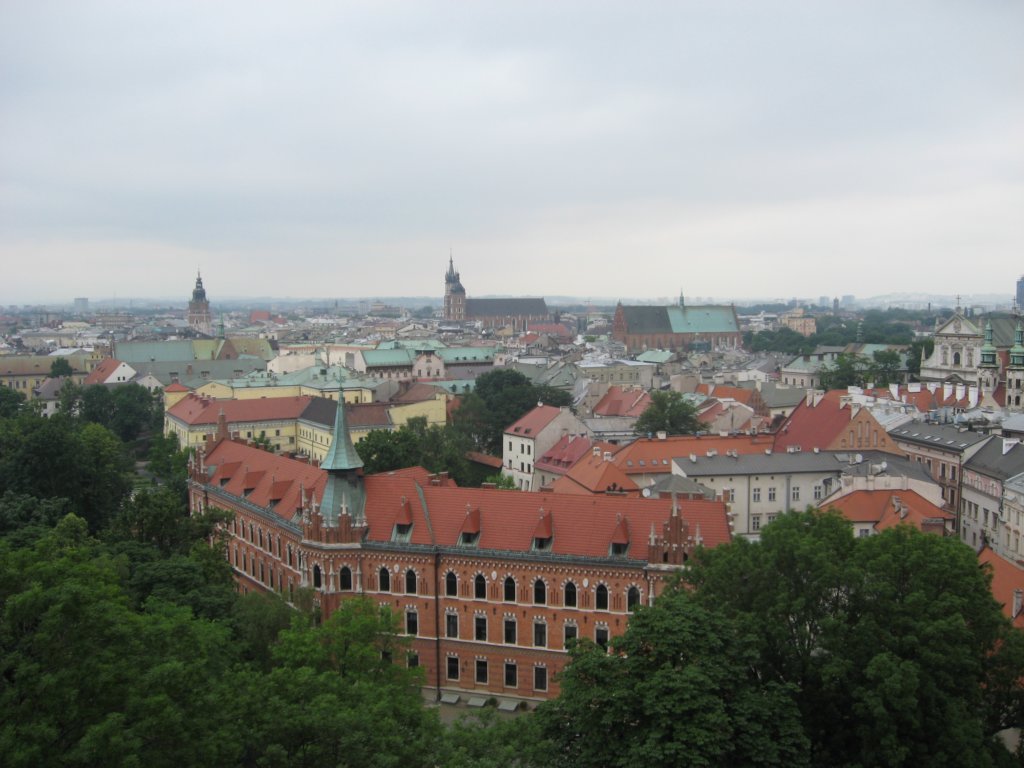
[190, 404, 731, 704]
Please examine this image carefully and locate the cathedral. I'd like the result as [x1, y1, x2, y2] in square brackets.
[443, 257, 550, 331]
[187, 271, 213, 336]
[918, 305, 1024, 411]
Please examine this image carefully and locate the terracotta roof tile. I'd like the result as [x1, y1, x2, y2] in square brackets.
[168, 393, 314, 426]
[505, 404, 563, 436]
[613, 434, 775, 475]
[979, 547, 1024, 628]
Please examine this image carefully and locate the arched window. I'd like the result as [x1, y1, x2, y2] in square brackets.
[596, 584, 608, 610]
[405, 569, 417, 595]
[953, 351, 961, 366]
[313, 564, 322, 589]
[504, 576, 516, 602]
[339, 566, 352, 591]
[627, 586, 641, 611]
[564, 581, 577, 607]
[533, 579, 546, 605]
[474, 574, 487, 599]
[379, 567, 391, 592]
[445, 571, 457, 596]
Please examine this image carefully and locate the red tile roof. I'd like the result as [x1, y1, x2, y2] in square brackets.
[979, 547, 1024, 628]
[613, 434, 775, 476]
[824, 489, 952, 534]
[550, 452, 639, 496]
[773, 390, 866, 453]
[593, 386, 651, 418]
[505, 404, 563, 437]
[84, 358, 122, 385]
[535, 434, 604, 475]
[167, 393, 314, 426]
[203, 440, 731, 559]
[164, 382, 191, 393]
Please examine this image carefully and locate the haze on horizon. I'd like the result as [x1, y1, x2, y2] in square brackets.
[1, 1, 1022, 306]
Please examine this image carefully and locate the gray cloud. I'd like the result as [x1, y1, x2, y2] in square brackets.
[1, 1, 1021, 303]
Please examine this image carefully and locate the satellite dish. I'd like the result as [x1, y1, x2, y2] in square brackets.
[642, 487, 652, 498]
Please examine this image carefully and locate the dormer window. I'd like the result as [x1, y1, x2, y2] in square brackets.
[610, 541, 629, 556]
[459, 531, 479, 547]
[533, 536, 552, 551]
[392, 522, 412, 543]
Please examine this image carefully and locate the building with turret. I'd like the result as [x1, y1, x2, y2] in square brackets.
[443, 257, 550, 331]
[189, 394, 731, 704]
[187, 271, 213, 335]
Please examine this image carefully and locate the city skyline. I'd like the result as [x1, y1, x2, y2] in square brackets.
[2, 1, 1022, 304]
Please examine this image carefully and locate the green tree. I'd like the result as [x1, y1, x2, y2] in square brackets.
[869, 349, 903, 386]
[454, 369, 571, 455]
[686, 510, 1022, 766]
[818, 353, 870, 390]
[633, 390, 700, 436]
[0, 386, 25, 418]
[49, 357, 73, 377]
[536, 588, 808, 767]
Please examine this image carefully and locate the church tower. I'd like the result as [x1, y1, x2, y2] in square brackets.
[978, 320, 1001, 399]
[1006, 320, 1024, 411]
[443, 256, 466, 322]
[187, 271, 213, 336]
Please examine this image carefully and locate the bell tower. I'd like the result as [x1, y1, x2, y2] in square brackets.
[443, 255, 466, 322]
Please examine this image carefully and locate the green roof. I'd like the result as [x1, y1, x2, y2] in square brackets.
[636, 350, 674, 363]
[437, 347, 494, 363]
[666, 306, 738, 334]
[361, 349, 414, 367]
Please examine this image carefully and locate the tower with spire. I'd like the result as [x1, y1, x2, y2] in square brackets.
[187, 270, 213, 336]
[1007, 320, 1024, 410]
[443, 254, 466, 322]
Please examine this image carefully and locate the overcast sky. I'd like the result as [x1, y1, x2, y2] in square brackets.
[2, 1, 1022, 305]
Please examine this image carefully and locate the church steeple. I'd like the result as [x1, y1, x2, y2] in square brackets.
[980, 320, 998, 368]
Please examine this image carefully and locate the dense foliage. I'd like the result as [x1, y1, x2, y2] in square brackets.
[453, 369, 572, 455]
[633, 389, 700, 436]
[744, 309, 930, 357]
[356, 416, 477, 485]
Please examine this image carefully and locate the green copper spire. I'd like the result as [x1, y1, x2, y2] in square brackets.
[321, 399, 363, 472]
[1010, 320, 1024, 369]
[980, 320, 998, 368]
[318, 398, 365, 526]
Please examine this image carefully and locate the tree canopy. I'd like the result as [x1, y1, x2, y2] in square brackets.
[633, 390, 700, 436]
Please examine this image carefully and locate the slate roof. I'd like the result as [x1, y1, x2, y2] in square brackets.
[964, 439, 1024, 482]
[466, 297, 548, 318]
[888, 423, 991, 454]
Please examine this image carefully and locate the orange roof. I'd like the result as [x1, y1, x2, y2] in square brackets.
[535, 434, 605, 475]
[824, 489, 952, 533]
[979, 547, 1024, 628]
[164, 382, 191, 393]
[613, 434, 775, 476]
[695, 384, 757, 407]
[167, 392, 314, 426]
[203, 440, 731, 559]
[505, 404, 562, 437]
[773, 390, 862, 453]
[551, 452, 640, 495]
[593, 386, 651, 418]
[83, 358, 123, 385]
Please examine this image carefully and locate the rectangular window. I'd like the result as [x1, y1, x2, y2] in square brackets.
[446, 613, 458, 639]
[752, 487, 761, 502]
[475, 615, 487, 641]
[504, 662, 517, 687]
[534, 666, 548, 692]
[408, 653, 419, 668]
[447, 656, 459, 681]
[595, 627, 609, 649]
[813, 485, 823, 500]
[504, 618, 517, 644]
[791, 487, 800, 502]
[768, 487, 776, 502]
[751, 515, 761, 531]
[475, 659, 488, 684]
[534, 622, 547, 648]
[406, 611, 418, 636]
